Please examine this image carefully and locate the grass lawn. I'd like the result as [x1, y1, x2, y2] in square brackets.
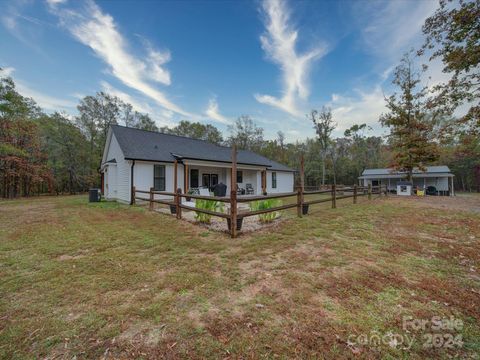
[1, 194, 479, 359]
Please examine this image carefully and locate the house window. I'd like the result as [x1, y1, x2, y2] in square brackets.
[190, 169, 199, 188]
[237, 170, 243, 183]
[272, 172, 277, 189]
[154, 165, 166, 191]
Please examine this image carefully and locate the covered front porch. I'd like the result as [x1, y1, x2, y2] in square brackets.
[182, 159, 267, 196]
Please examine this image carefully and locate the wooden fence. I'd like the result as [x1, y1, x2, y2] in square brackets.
[132, 147, 389, 238]
[133, 182, 387, 238]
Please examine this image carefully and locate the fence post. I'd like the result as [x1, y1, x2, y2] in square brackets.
[149, 187, 154, 211]
[176, 188, 182, 219]
[230, 145, 237, 238]
[297, 154, 304, 217]
[132, 186, 136, 205]
[331, 184, 336, 209]
[353, 184, 357, 204]
[297, 188, 302, 217]
[368, 183, 372, 200]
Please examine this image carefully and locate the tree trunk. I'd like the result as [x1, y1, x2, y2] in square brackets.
[321, 154, 326, 186]
[475, 165, 480, 193]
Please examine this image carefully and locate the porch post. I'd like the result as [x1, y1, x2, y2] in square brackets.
[174, 160, 178, 216]
[174, 159, 178, 193]
[184, 163, 189, 193]
[230, 145, 238, 238]
[261, 170, 267, 195]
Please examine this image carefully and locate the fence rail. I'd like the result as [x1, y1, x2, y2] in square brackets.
[133, 181, 388, 238]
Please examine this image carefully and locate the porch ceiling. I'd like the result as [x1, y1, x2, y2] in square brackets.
[184, 159, 266, 171]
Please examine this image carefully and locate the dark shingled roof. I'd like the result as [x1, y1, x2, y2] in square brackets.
[110, 125, 294, 172]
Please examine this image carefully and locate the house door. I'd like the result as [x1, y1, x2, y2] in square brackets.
[202, 174, 210, 189]
[190, 169, 199, 188]
[211, 174, 218, 190]
[202, 174, 218, 191]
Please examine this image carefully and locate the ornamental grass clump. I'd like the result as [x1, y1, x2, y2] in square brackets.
[195, 199, 224, 224]
[249, 199, 282, 223]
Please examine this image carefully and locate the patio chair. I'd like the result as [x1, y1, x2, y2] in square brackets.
[236, 184, 245, 195]
[245, 183, 254, 195]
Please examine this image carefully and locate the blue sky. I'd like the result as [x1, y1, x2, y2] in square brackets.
[1, 0, 442, 140]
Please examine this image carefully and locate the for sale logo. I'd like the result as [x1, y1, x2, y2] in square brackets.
[403, 315, 464, 349]
[346, 316, 464, 351]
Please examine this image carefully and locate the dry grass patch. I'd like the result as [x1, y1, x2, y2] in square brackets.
[0, 194, 479, 358]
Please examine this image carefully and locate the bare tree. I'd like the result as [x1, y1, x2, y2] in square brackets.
[309, 107, 336, 185]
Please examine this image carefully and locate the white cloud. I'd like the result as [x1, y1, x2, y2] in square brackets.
[1, 16, 16, 31]
[100, 81, 149, 113]
[355, 0, 437, 61]
[328, 86, 387, 134]
[326, 0, 441, 137]
[100, 81, 176, 127]
[1, 67, 76, 111]
[255, 0, 327, 117]
[46, 0, 67, 6]
[205, 97, 230, 124]
[48, 0, 193, 118]
[0, 3, 50, 56]
[0, 67, 15, 77]
[17, 82, 76, 111]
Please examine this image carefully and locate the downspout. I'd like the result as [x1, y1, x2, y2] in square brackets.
[130, 160, 135, 205]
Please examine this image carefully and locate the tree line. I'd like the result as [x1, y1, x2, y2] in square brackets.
[0, 0, 478, 198]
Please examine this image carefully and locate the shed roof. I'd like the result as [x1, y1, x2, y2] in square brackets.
[109, 125, 294, 172]
[359, 166, 452, 179]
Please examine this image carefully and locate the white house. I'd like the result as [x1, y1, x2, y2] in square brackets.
[100, 125, 295, 203]
[358, 166, 455, 196]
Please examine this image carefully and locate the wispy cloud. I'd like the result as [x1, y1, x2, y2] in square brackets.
[205, 97, 230, 124]
[255, 0, 327, 117]
[328, 86, 387, 134]
[100, 81, 175, 127]
[48, 0, 193, 118]
[324, 0, 438, 137]
[1, 67, 76, 111]
[0, 2, 51, 56]
[354, 0, 436, 61]
[0, 66, 15, 77]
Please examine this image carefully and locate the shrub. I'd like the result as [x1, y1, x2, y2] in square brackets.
[195, 199, 224, 224]
[249, 199, 282, 223]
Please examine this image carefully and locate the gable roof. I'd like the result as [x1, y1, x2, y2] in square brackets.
[360, 166, 452, 178]
[109, 125, 294, 172]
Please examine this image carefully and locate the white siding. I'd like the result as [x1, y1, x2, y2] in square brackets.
[105, 164, 117, 199]
[103, 134, 131, 203]
[266, 171, 294, 193]
[236, 169, 259, 194]
[134, 162, 185, 199]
